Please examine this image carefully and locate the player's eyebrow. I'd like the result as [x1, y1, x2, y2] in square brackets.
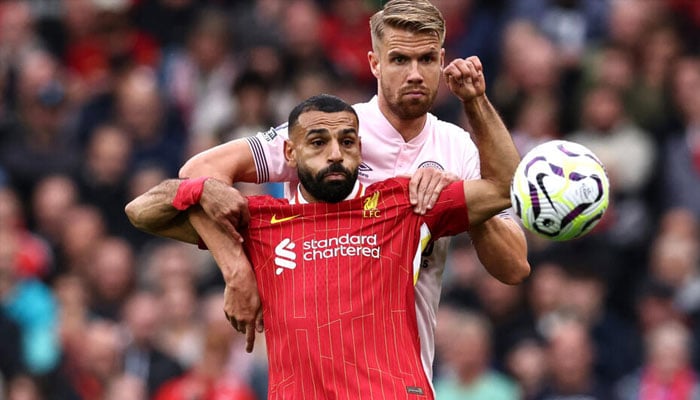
[305, 128, 330, 137]
[341, 128, 358, 136]
[387, 48, 439, 58]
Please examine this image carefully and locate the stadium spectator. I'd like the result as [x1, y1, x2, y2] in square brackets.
[558, 267, 641, 384]
[473, 271, 531, 369]
[524, 262, 567, 333]
[490, 21, 563, 130]
[161, 7, 238, 151]
[77, 123, 134, 240]
[504, 333, 548, 400]
[614, 320, 700, 400]
[57, 204, 106, 276]
[75, 66, 187, 176]
[0, 187, 59, 375]
[65, 0, 159, 92]
[53, 274, 91, 379]
[120, 290, 183, 397]
[540, 316, 613, 399]
[30, 174, 79, 255]
[157, 280, 203, 369]
[153, 323, 256, 400]
[510, 92, 561, 156]
[0, 49, 79, 202]
[62, 319, 123, 400]
[86, 237, 136, 321]
[648, 208, 700, 316]
[216, 70, 276, 145]
[319, 0, 374, 87]
[433, 309, 520, 399]
[660, 56, 700, 217]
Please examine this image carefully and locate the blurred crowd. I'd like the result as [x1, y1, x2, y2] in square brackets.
[0, 0, 699, 399]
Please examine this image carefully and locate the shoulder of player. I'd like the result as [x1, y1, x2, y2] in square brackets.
[364, 177, 412, 202]
[428, 114, 474, 141]
[247, 194, 291, 209]
[352, 99, 372, 114]
[255, 123, 289, 143]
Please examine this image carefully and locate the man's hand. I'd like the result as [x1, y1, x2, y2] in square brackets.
[200, 179, 251, 243]
[222, 256, 264, 353]
[443, 56, 486, 103]
[408, 168, 460, 214]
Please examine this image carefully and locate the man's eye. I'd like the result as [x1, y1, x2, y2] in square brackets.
[421, 55, 435, 63]
[342, 139, 355, 146]
[392, 56, 406, 64]
[311, 140, 324, 147]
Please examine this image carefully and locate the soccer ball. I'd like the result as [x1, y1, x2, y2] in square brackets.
[510, 140, 610, 241]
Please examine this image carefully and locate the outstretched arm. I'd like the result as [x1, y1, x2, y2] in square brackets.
[125, 177, 263, 351]
[444, 55, 530, 285]
[125, 178, 249, 243]
[462, 94, 530, 285]
[124, 179, 200, 243]
[179, 138, 258, 184]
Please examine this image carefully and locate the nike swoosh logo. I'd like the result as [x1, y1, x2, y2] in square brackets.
[270, 214, 301, 224]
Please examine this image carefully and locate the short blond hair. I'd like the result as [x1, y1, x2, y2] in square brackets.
[369, 0, 446, 51]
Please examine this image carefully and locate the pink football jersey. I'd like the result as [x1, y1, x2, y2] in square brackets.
[242, 178, 469, 399]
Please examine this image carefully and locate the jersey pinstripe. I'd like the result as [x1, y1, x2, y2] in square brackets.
[242, 178, 469, 399]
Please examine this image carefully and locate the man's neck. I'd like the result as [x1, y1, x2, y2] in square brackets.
[377, 97, 428, 142]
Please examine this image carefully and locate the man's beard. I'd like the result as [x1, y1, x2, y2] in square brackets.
[383, 85, 435, 120]
[298, 163, 359, 203]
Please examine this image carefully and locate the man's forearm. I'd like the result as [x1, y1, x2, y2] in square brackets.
[188, 209, 247, 282]
[463, 95, 520, 194]
[125, 179, 199, 244]
[470, 217, 530, 285]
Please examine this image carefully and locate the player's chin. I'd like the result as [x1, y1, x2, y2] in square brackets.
[397, 101, 431, 119]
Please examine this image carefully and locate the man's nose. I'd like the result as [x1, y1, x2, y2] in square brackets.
[407, 61, 424, 83]
[328, 140, 343, 162]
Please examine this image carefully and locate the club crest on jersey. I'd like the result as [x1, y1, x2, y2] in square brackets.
[363, 192, 380, 218]
[358, 162, 373, 178]
[417, 161, 444, 171]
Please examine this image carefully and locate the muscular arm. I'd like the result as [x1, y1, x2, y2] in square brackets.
[470, 217, 528, 285]
[187, 209, 261, 352]
[462, 93, 530, 285]
[125, 176, 262, 350]
[179, 138, 258, 184]
[125, 178, 249, 243]
[124, 179, 199, 244]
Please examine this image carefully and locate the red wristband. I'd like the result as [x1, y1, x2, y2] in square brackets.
[172, 177, 209, 211]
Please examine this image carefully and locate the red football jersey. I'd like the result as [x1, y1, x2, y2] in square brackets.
[243, 178, 469, 399]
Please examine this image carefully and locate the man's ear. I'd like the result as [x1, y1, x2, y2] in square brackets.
[284, 140, 297, 168]
[368, 50, 380, 79]
[440, 48, 445, 69]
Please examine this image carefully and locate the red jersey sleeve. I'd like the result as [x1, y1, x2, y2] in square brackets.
[422, 181, 469, 238]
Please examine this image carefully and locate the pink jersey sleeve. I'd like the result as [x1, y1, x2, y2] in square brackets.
[422, 181, 469, 238]
[244, 124, 297, 183]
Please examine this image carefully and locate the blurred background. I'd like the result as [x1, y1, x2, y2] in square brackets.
[0, 0, 699, 399]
